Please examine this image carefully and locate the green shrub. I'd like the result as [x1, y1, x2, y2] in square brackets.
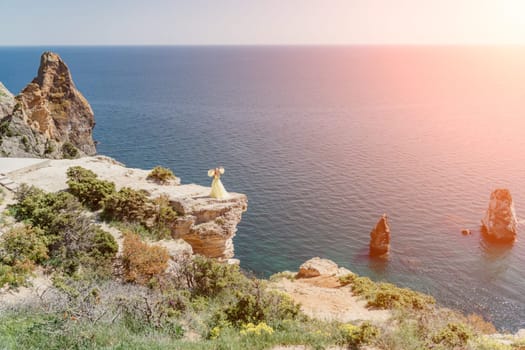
[89, 228, 118, 260]
[66, 166, 97, 181]
[102, 187, 153, 224]
[151, 195, 177, 238]
[44, 140, 55, 154]
[173, 256, 301, 329]
[62, 142, 79, 159]
[339, 274, 435, 311]
[431, 322, 472, 348]
[269, 271, 296, 282]
[21, 135, 29, 151]
[338, 273, 355, 286]
[179, 256, 250, 298]
[0, 225, 48, 265]
[223, 286, 301, 326]
[0, 120, 12, 136]
[66, 166, 116, 210]
[0, 259, 34, 288]
[147, 166, 176, 185]
[369, 283, 435, 310]
[339, 321, 380, 348]
[10, 185, 117, 276]
[12, 185, 83, 239]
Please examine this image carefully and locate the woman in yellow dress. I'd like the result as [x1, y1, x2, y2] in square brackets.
[208, 167, 229, 199]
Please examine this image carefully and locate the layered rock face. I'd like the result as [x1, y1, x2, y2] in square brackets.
[170, 194, 248, 259]
[481, 189, 518, 243]
[0, 52, 96, 158]
[369, 214, 391, 257]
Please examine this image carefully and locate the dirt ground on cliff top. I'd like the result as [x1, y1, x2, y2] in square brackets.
[270, 276, 391, 324]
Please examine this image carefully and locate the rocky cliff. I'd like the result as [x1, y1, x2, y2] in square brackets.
[7, 156, 247, 260]
[0, 52, 96, 158]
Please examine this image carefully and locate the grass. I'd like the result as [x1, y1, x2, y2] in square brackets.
[0, 311, 345, 350]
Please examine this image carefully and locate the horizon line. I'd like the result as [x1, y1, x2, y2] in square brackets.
[3, 43, 525, 48]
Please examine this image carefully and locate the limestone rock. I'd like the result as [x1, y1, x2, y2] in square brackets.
[296, 257, 340, 278]
[157, 238, 194, 258]
[0, 52, 96, 158]
[172, 195, 248, 260]
[481, 189, 518, 243]
[369, 214, 390, 257]
[0, 82, 15, 119]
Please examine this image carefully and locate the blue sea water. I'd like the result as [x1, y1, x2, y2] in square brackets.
[1, 46, 524, 331]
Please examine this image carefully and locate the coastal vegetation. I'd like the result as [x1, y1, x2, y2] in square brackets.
[147, 165, 176, 184]
[0, 167, 523, 350]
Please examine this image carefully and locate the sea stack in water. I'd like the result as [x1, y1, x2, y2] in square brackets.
[369, 214, 391, 257]
[0, 51, 96, 158]
[481, 189, 518, 243]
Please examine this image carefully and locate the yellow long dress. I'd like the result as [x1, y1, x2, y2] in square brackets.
[208, 167, 229, 199]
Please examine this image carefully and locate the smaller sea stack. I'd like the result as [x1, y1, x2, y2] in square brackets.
[369, 214, 390, 257]
[481, 189, 518, 243]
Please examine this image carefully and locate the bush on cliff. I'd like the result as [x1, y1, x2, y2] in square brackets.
[62, 142, 79, 159]
[431, 322, 473, 348]
[0, 260, 34, 288]
[102, 187, 153, 225]
[67, 166, 116, 210]
[122, 232, 169, 285]
[0, 225, 48, 265]
[339, 273, 435, 310]
[0, 225, 47, 288]
[222, 286, 301, 326]
[151, 195, 178, 239]
[338, 321, 380, 348]
[9, 184, 117, 277]
[177, 255, 249, 298]
[103, 188, 177, 239]
[147, 166, 176, 185]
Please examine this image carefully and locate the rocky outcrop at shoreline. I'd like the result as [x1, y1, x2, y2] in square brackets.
[481, 189, 518, 243]
[0, 52, 96, 158]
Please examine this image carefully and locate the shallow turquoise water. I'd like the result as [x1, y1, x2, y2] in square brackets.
[1, 46, 524, 330]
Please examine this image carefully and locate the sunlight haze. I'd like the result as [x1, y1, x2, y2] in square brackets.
[1, 0, 525, 45]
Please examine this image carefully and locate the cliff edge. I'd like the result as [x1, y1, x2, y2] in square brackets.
[2, 156, 247, 260]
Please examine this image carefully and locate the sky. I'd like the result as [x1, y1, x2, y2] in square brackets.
[1, 0, 525, 45]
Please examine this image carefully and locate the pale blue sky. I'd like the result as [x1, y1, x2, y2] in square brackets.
[1, 0, 525, 45]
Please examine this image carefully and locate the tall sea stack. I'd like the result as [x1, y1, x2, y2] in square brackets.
[369, 214, 391, 257]
[481, 189, 518, 243]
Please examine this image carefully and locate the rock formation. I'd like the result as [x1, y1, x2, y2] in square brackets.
[170, 194, 248, 259]
[0, 52, 96, 158]
[481, 189, 518, 243]
[369, 214, 391, 257]
[296, 257, 351, 278]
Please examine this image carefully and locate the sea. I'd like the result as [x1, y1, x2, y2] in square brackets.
[0, 46, 524, 331]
